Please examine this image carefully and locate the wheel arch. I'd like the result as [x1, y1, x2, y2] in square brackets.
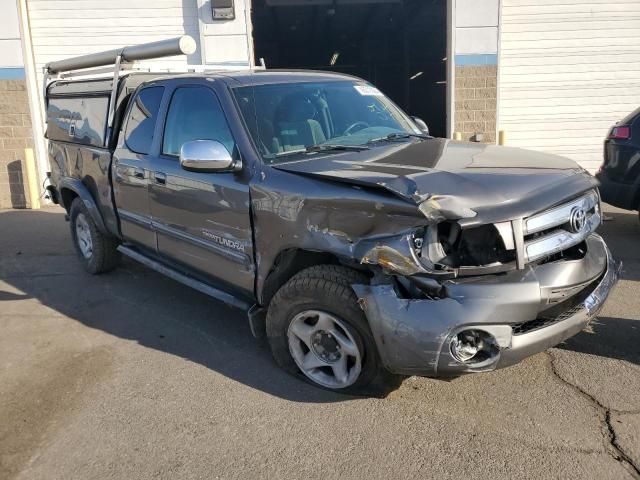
[59, 178, 108, 234]
[259, 248, 346, 306]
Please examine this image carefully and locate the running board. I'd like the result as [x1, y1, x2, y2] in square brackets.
[117, 246, 250, 310]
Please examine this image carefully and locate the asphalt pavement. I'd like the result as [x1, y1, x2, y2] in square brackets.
[1, 205, 639, 480]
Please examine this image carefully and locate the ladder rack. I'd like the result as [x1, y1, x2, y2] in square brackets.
[52, 62, 259, 82]
[42, 36, 264, 145]
[43, 36, 197, 142]
[45, 36, 197, 75]
[43, 36, 252, 146]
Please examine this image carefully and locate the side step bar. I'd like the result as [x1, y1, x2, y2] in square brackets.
[118, 246, 250, 310]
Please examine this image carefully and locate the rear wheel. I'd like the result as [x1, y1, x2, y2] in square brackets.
[69, 198, 120, 274]
[266, 265, 402, 395]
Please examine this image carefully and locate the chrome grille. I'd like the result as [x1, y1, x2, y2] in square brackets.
[522, 191, 600, 263]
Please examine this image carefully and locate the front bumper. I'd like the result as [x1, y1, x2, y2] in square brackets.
[353, 234, 621, 377]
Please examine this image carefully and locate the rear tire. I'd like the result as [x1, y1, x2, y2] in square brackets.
[69, 198, 120, 274]
[266, 265, 403, 396]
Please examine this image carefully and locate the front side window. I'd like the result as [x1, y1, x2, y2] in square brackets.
[124, 86, 164, 155]
[162, 86, 236, 156]
[233, 81, 420, 163]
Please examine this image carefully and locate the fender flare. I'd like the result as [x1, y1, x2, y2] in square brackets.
[58, 177, 108, 234]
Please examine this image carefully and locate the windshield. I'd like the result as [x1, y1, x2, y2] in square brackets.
[233, 81, 422, 163]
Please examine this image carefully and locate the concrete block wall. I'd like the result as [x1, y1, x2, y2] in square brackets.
[454, 65, 497, 143]
[454, 0, 499, 143]
[0, 80, 34, 209]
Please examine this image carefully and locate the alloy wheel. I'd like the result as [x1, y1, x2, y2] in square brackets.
[287, 309, 362, 389]
[75, 213, 93, 259]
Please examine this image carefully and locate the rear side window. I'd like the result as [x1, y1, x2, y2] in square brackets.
[162, 86, 235, 156]
[46, 96, 109, 147]
[124, 86, 164, 155]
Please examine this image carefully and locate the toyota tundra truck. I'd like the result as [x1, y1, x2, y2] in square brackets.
[43, 38, 620, 393]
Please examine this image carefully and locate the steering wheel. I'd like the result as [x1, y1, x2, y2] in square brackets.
[344, 121, 370, 136]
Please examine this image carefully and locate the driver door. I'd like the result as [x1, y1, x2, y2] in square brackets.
[147, 83, 254, 295]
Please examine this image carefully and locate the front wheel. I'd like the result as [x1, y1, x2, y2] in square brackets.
[69, 198, 120, 274]
[287, 309, 363, 389]
[266, 265, 402, 395]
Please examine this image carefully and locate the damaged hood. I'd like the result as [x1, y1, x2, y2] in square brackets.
[272, 139, 598, 225]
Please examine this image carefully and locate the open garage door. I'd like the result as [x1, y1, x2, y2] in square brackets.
[251, 0, 448, 137]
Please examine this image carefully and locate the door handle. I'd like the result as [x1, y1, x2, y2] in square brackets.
[154, 172, 167, 185]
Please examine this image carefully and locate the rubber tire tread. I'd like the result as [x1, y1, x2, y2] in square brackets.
[69, 198, 120, 274]
[266, 265, 403, 396]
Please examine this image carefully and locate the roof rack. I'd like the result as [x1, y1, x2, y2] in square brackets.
[45, 36, 197, 75]
[44, 36, 198, 144]
[43, 36, 266, 146]
[53, 63, 259, 82]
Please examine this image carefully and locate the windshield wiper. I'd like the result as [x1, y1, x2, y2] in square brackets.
[367, 132, 430, 144]
[274, 144, 370, 158]
[308, 144, 370, 152]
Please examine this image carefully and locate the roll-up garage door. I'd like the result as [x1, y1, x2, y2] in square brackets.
[498, 0, 640, 172]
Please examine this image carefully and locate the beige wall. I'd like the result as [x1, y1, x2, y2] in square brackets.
[0, 80, 34, 209]
[454, 65, 497, 143]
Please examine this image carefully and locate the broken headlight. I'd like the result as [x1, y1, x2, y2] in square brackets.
[360, 221, 518, 279]
[414, 221, 517, 273]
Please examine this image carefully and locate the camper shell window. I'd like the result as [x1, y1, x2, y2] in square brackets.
[46, 96, 110, 147]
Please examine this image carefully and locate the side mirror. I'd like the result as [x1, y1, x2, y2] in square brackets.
[411, 116, 430, 136]
[179, 140, 236, 172]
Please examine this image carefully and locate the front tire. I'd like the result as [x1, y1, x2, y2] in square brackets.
[266, 265, 401, 395]
[69, 198, 120, 274]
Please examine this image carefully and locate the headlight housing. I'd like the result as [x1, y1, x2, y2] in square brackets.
[415, 221, 517, 274]
[359, 221, 519, 279]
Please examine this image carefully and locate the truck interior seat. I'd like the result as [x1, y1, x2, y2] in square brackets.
[275, 94, 326, 151]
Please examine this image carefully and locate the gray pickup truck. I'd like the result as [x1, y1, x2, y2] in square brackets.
[44, 40, 620, 394]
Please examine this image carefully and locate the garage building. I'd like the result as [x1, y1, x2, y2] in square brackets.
[1, 0, 639, 207]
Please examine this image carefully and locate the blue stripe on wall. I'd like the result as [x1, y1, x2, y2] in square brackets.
[455, 54, 498, 66]
[0, 68, 26, 79]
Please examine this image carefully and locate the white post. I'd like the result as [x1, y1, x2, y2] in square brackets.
[446, 0, 456, 139]
[16, 0, 48, 197]
[495, 0, 503, 145]
[243, 0, 256, 67]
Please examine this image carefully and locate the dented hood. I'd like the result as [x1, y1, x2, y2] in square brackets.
[272, 139, 598, 226]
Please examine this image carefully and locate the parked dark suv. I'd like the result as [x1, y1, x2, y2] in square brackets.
[43, 38, 620, 394]
[597, 107, 640, 220]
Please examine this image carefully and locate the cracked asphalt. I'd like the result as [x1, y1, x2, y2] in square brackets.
[1, 204, 639, 480]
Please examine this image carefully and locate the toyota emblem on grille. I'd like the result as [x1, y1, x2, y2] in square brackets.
[569, 206, 587, 233]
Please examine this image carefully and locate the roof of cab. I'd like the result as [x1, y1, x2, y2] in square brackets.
[212, 69, 362, 87]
